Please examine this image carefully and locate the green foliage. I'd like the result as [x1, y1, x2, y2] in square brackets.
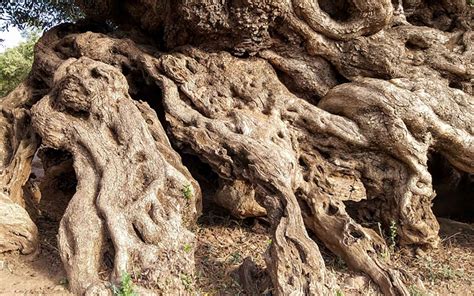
[378, 220, 398, 260]
[112, 272, 137, 296]
[180, 273, 193, 291]
[335, 290, 345, 296]
[183, 243, 193, 253]
[440, 264, 457, 280]
[469, 0, 474, 7]
[0, 31, 39, 97]
[182, 184, 193, 200]
[380, 248, 390, 261]
[422, 258, 464, 285]
[0, 0, 81, 30]
[227, 251, 242, 265]
[331, 256, 347, 270]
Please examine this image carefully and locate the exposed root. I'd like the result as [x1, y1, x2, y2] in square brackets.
[158, 48, 437, 294]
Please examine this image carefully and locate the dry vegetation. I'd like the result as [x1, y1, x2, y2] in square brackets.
[1, 204, 472, 295]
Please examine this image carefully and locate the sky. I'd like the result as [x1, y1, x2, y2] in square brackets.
[0, 23, 25, 53]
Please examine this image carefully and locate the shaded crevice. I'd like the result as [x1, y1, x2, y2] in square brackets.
[124, 67, 235, 221]
[273, 68, 319, 104]
[21, 148, 84, 286]
[127, 74, 165, 122]
[318, 0, 352, 22]
[429, 152, 474, 222]
[180, 153, 220, 198]
[27, 148, 77, 222]
[404, 1, 469, 32]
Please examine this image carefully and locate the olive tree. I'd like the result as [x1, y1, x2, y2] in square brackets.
[0, 1, 472, 295]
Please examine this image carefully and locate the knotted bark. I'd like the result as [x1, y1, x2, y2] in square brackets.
[0, 82, 39, 253]
[31, 57, 201, 294]
[0, 0, 472, 295]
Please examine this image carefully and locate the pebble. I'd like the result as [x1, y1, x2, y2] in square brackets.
[0, 260, 12, 272]
[53, 285, 65, 291]
[344, 275, 368, 290]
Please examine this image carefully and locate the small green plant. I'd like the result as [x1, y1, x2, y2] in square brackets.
[388, 220, 398, 251]
[182, 184, 193, 200]
[333, 256, 347, 270]
[266, 239, 273, 245]
[468, 0, 474, 7]
[408, 285, 426, 296]
[441, 265, 455, 280]
[228, 251, 243, 265]
[112, 272, 137, 296]
[377, 221, 398, 260]
[183, 243, 193, 253]
[424, 259, 437, 283]
[180, 273, 193, 291]
[380, 248, 390, 261]
[424, 260, 462, 284]
[440, 264, 462, 280]
[335, 290, 345, 296]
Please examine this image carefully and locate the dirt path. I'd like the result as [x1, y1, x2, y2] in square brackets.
[0, 252, 70, 295]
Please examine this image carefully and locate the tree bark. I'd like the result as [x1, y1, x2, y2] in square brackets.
[31, 57, 202, 294]
[0, 0, 472, 295]
[0, 81, 40, 253]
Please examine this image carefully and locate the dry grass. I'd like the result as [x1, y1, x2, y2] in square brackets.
[194, 206, 271, 295]
[1, 203, 472, 296]
[392, 219, 474, 296]
[193, 206, 474, 296]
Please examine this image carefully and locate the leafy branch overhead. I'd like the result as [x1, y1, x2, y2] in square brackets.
[0, 0, 81, 30]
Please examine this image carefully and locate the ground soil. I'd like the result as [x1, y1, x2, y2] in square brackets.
[1, 202, 472, 295]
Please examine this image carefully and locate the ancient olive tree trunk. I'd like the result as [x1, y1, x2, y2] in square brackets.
[31, 57, 201, 294]
[158, 49, 414, 295]
[0, 82, 39, 254]
[0, 0, 472, 295]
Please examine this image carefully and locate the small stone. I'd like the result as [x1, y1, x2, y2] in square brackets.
[53, 285, 65, 291]
[344, 275, 368, 290]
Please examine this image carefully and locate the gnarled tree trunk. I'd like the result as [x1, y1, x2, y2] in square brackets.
[0, 0, 472, 295]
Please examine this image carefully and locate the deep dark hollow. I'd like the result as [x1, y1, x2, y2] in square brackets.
[429, 152, 474, 223]
[318, 0, 352, 21]
[36, 148, 77, 220]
